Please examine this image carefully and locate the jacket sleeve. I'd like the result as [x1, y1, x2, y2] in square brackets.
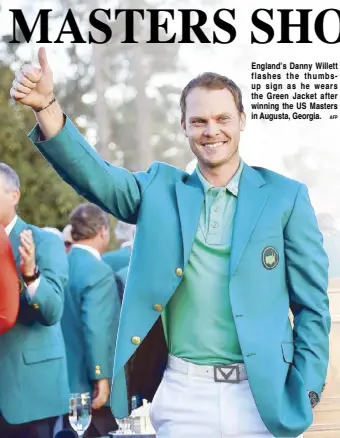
[284, 183, 330, 397]
[20, 231, 68, 326]
[28, 117, 159, 224]
[81, 268, 121, 380]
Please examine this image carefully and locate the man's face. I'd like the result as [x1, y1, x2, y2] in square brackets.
[0, 175, 19, 226]
[182, 87, 245, 170]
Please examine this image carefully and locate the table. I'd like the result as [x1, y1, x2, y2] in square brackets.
[106, 435, 156, 437]
[107, 434, 156, 437]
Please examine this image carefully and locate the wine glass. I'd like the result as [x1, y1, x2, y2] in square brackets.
[114, 396, 138, 434]
[69, 392, 92, 437]
[115, 417, 134, 434]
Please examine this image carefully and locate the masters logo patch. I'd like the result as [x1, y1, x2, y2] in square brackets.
[262, 246, 279, 270]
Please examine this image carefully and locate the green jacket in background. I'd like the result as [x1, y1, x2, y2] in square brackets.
[61, 247, 121, 398]
[0, 217, 69, 424]
[116, 265, 129, 286]
[103, 247, 131, 273]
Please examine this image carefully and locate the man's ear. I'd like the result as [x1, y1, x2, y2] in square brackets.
[99, 225, 106, 239]
[12, 189, 20, 208]
[181, 120, 188, 137]
[240, 112, 246, 131]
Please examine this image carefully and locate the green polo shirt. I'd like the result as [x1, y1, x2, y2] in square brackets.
[162, 161, 244, 365]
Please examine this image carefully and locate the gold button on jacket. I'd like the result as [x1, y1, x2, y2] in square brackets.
[32, 303, 39, 310]
[131, 336, 141, 345]
[176, 268, 183, 277]
[153, 304, 163, 312]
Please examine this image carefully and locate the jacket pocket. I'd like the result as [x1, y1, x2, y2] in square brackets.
[281, 342, 294, 363]
[23, 345, 64, 364]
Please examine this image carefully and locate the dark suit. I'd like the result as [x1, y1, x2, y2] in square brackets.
[116, 265, 129, 286]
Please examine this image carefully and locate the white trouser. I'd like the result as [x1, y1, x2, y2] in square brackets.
[150, 356, 303, 438]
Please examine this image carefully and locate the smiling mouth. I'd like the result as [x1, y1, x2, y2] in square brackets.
[201, 141, 226, 149]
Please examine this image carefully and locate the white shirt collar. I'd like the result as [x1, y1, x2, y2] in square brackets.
[5, 215, 18, 236]
[72, 244, 101, 260]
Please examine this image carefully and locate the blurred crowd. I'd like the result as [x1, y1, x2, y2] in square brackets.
[0, 162, 136, 438]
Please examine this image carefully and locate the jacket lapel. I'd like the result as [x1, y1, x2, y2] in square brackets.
[230, 164, 269, 276]
[175, 171, 204, 266]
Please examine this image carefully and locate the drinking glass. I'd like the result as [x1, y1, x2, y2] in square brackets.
[115, 417, 134, 434]
[114, 395, 138, 434]
[69, 392, 92, 437]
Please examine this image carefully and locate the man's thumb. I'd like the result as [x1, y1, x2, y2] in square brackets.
[38, 47, 49, 72]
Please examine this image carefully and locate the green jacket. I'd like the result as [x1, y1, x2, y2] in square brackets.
[103, 247, 131, 273]
[0, 217, 69, 424]
[30, 117, 330, 438]
[116, 265, 129, 286]
[61, 247, 121, 399]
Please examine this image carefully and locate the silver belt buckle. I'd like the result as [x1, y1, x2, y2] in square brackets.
[213, 365, 240, 383]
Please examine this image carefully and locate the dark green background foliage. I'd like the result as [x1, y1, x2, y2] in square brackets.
[0, 63, 84, 229]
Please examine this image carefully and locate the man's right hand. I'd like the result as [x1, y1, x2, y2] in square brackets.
[92, 378, 110, 410]
[10, 47, 54, 111]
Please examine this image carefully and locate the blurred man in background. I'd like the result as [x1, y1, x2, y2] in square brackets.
[62, 203, 121, 438]
[62, 224, 73, 253]
[103, 221, 135, 302]
[0, 163, 69, 438]
[43, 226, 63, 240]
[102, 221, 135, 273]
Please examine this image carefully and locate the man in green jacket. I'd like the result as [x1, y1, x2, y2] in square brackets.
[62, 203, 121, 437]
[11, 48, 330, 438]
[0, 162, 69, 438]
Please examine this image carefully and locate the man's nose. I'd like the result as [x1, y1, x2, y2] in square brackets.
[203, 121, 220, 137]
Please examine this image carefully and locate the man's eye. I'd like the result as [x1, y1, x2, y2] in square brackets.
[219, 116, 229, 122]
[192, 119, 204, 124]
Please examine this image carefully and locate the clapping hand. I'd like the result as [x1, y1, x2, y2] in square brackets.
[19, 230, 36, 277]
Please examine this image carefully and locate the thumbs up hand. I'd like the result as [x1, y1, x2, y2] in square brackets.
[10, 47, 54, 111]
